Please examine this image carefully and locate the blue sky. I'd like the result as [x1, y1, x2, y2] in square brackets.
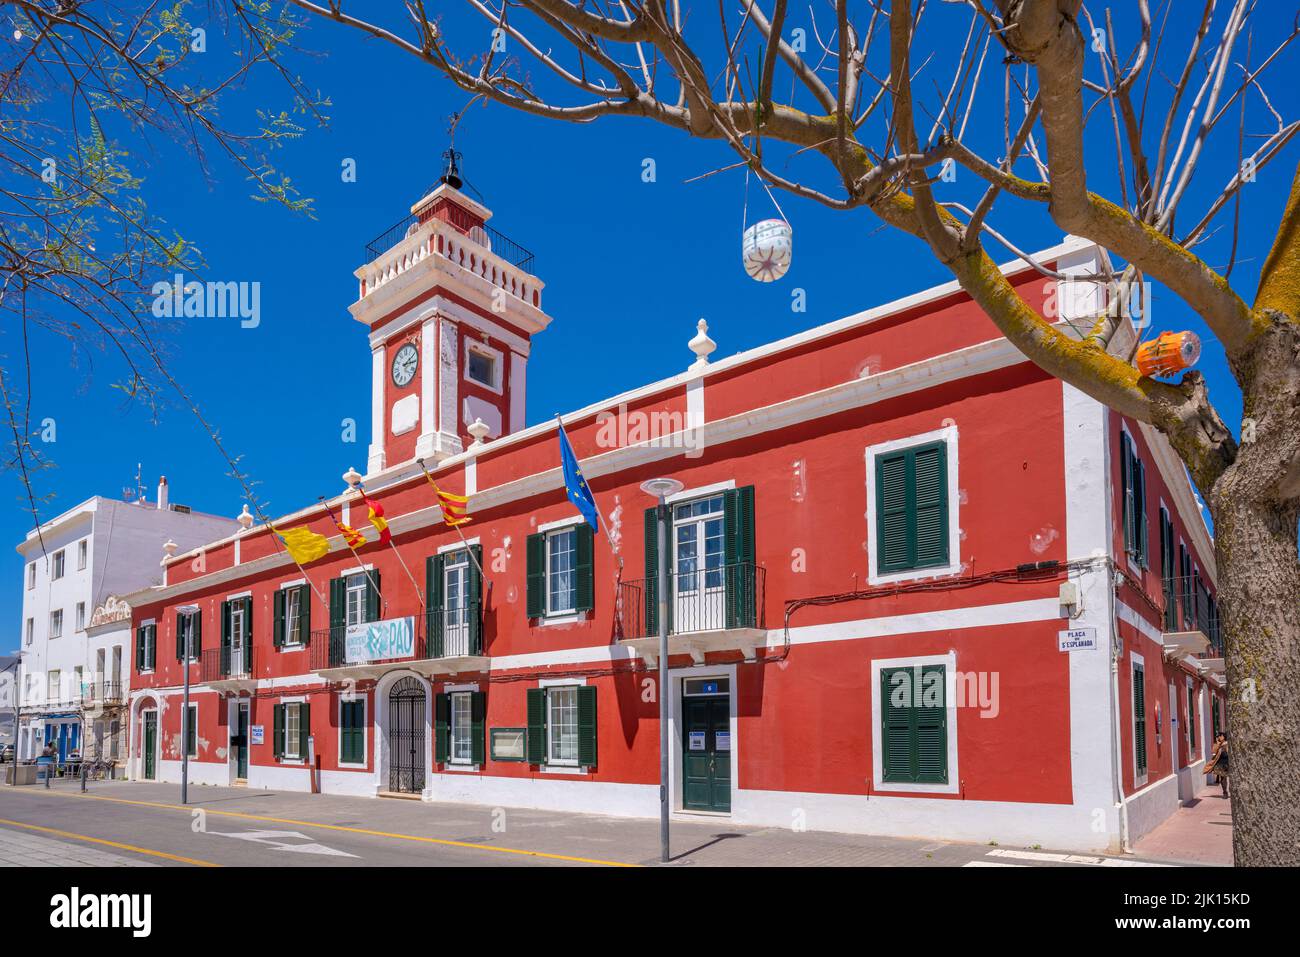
[4, 3, 1296, 642]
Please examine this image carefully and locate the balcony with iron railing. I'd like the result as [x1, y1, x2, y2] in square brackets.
[1159, 574, 1223, 671]
[616, 562, 767, 665]
[80, 681, 125, 709]
[308, 601, 488, 679]
[201, 645, 257, 693]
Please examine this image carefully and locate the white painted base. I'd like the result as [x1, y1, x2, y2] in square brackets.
[423, 771, 658, 819]
[320, 769, 380, 798]
[1176, 759, 1205, 803]
[1124, 771, 1182, 844]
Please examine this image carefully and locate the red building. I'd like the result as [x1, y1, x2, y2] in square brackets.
[124, 180, 1225, 852]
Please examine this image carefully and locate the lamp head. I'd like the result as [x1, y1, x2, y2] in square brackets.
[640, 478, 684, 500]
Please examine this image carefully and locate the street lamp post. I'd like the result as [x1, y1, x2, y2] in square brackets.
[179, 607, 197, 805]
[640, 477, 683, 864]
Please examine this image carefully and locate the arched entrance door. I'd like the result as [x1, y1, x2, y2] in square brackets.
[387, 677, 426, 793]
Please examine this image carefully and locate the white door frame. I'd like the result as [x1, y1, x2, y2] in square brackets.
[666, 661, 738, 816]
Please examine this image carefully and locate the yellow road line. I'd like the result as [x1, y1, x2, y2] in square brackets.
[0, 817, 219, 867]
[23, 790, 638, 867]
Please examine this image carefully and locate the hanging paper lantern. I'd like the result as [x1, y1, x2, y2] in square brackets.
[1136, 331, 1201, 378]
[742, 219, 793, 282]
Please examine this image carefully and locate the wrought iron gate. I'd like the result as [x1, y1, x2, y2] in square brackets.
[388, 677, 426, 793]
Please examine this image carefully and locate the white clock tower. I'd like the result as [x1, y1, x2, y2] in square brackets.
[350, 166, 553, 477]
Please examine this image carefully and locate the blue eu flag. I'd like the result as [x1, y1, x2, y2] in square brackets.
[557, 420, 600, 531]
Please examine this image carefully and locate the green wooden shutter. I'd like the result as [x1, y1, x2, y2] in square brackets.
[577, 685, 597, 768]
[912, 445, 949, 569]
[876, 452, 911, 571]
[192, 610, 202, 657]
[1135, 457, 1148, 567]
[1133, 666, 1147, 776]
[470, 691, 486, 765]
[643, 506, 671, 635]
[241, 597, 253, 652]
[147, 624, 156, 670]
[434, 693, 450, 763]
[135, 626, 145, 672]
[328, 576, 347, 666]
[298, 702, 311, 760]
[880, 668, 913, 782]
[175, 612, 184, 661]
[574, 525, 595, 613]
[221, 601, 232, 654]
[426, 555, 445, 658]
[298, 585, 311, 646]
[724, 486, 756, 628]
[1212, 697, 1221, 738]
[525, 533, 546, 618]
[365, 571, 381, 622]
[273, 704, 285, 761]
[1188, 686, 1196, 750]
[468, 545, 483, 654]
[526, 688, 546, 764]
[914, 665, 948, 783]
[273, 589, 285, 649]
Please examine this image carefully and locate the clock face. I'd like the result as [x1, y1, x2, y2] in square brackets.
[391, 343, 418, 387]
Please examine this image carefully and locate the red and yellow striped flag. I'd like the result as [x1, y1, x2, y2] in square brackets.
[334, 519, 366, 549]
[362, 493, 391, 545]
[428, 477, 472, 527]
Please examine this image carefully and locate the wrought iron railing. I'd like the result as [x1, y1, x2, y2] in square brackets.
[1160, 574, 1221, 653]
[616, 562, 765, 641]
[80, 681, 125, 707]
[200, 645, 256, 682]
[364, 211, 535, 271]
[309, 602, 483, 670]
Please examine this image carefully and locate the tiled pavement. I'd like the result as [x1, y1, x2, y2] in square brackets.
[1131, 783, 1234, 865]
[0, 826, 156, 867]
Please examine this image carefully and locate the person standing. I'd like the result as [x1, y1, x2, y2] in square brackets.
[1206, 733, 1230, 798]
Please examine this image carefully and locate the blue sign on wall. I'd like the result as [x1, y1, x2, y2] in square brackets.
[344, 616, 415, 664]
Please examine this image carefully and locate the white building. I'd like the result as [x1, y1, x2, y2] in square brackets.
[0, 655, 15, 746]
[14, 478, 239, 762]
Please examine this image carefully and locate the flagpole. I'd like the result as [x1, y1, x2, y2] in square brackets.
[265, 522, 329, 607]
[318, 498, 387, 615]
[555, 415, 622, 566]
[416, 458, 487, 580]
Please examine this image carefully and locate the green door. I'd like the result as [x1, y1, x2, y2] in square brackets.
[142, 712, 157, 780]
[232, 704, 249, 779]
[682, 694, 731, 812]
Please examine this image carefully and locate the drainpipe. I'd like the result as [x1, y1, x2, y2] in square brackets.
[1106, 566, 1132, 853]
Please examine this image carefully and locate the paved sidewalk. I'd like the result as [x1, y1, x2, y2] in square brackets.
[0, 825, 157, 867]
[1131, 783, 1233, 865]
[2, 779, 1191, 867]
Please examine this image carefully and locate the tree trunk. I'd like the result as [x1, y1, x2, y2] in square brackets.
[1210, 351, 1300, 865]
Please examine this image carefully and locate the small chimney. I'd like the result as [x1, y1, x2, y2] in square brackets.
[157, 475, 168, 511]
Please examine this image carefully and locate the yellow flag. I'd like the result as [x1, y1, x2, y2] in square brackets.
[275, 525, 331, 564]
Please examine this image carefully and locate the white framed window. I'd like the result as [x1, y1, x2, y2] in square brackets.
[546, 527, 577, 616]
[284, 703, 302, 760]
[864, 425, 961, 586]
[1131, 651, 1149, 787]
[47, 670, 60, 703]
[179, 612, 199, 661]
[869, 652, 960, 795]
[75, 602, 86, 632]
[25, 618, 33, 645]
[345, 573, 368, 626]
[283, 587, 303, 646]
[464, 340, 502, 392]
[450, 691, 473, 765]
[73, 666, 84, 699]
[26, 563, 35, 590]
[77, 539, 88, 570]
[49, 608, 63, 639]
[546, 685, 579, 766]
[51, 550, 65, 581]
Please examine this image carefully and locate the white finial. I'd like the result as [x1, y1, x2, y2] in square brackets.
[236, 504, 253, 529]
[342, 466, 362, 488]
[162, 539, 178, 557]
[689, 318, 716, 371]
[467, 418, 491, 449]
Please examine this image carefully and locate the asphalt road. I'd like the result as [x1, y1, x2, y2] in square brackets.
[0, 779, 1187, 868]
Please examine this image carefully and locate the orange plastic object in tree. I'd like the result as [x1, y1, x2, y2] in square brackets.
[1136, 331, 1201, 378]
